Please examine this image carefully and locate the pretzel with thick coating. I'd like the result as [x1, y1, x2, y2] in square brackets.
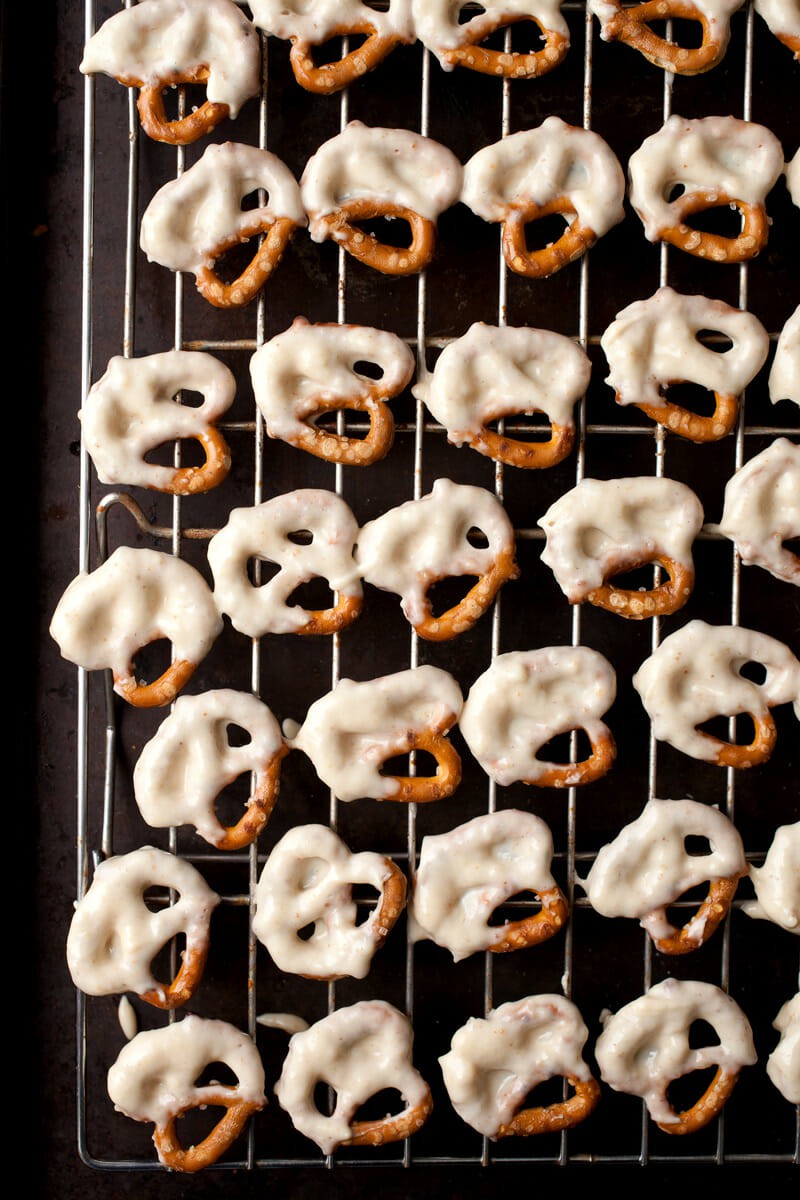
[588, 0, 743, 75]
[412, 0, 570, 79]
[714, 439, 800, 586]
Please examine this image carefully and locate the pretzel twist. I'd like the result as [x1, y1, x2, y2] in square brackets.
[196, 215, 299, 309]
[660, 190, 769, 263]
[213, 744, 289, 851]
[501, 197, 598, 278]
[381, 726, 463, 804]
[649, 875, 742, 956]
[635, 390, 739, 443]
[655, 1067, 740, 1135]
[583, 553, 696, 619]
[596, 0, 728, 74]
[136, 65, 230, 145]
[496, 1076, 602, 1137]
[344, 1086, 434, 1147]
[488, 884, 568, 953]
[442, 14, 569, 77]
[153, 1092, 264, 1172]
[315, 198, 436, 275]
[113, 656, 197, 709]
[289, 22, 404, 94]
[412, 545, 520, 641]
[528, 726, 617, 789]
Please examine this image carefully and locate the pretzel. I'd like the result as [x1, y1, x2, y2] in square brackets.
[767, 993, 800, 1103]
[715, 440, 800, 586]
[250, 318, 415, 466]
[49, 546, 222, 708]
[410, 810, 567, 961]
[539, 476, 705, 618]
[633, 620, 800, 768]
[207, 490, 362, 638]
[253, 825, 406, 979]
[356, 478, 519, 641]
[460, 647, 617, 789]
[301, 122, 462, 276]
[79, 0, 260, 145]
[769, 305, 800, 409]
[274, 1001, 432, 1153]
[584, 798, 747, 955]
[439, 996, 600, 1138]
[412, 1, 570, 78]
[628, 116, 784, 263]
[462, 118, 625, 279]
[595, 978, 756, 1134]
[291, 664, 463, 804]
[742, 821, 800, 935]
[755, 0, 800, 58]
[107, 1015, 266, 1171]
[414, 322, 590, 469]
[588, 0, 743, 74]
[140, 142, 306, 309]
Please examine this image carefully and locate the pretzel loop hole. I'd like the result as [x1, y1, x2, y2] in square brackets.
[153, 1093, 263, 1173]
[137, 67, 230, 145]
[501, 197, 597, 278]
[290, 24, 402, 94]
[584, 554, 696, 619]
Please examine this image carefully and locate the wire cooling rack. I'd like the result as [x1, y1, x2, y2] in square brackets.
[74, 0, 799, 1172]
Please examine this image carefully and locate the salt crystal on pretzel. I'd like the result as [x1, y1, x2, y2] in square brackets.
[292, 664, 463, 803]
[588, 0, 744, 75]
[356, 478, 519, 640]
[769, 306, 800, 408]
[107, 1015, 266, 1172]
[755, 0, 800, 57]
[133, 689, 288, 849]
[250, 318, 415, 466]
[140, 142, 306, 308]
[714, 439, 800, 586]
[412, 0, 570, 79]
[628, 115, 784, 262]
[300, 121, 463, 275]
[633, 620, 800, 768]
[583, 799, 747, 954]
[595, 978, 756, 1134]
[742, 821, 800, 934]
[459, 647, 617, 788]
[80, 0, 260, 144]
[461, 118, 625, 279]
[600, 286, 769, 442]
[413, 322, 590, 469]
[274, 1000, 432, 1153]
[49, 546, 223, 708]
[409, 810, 567, 961]
[81, 350, 235, 494]
[439, 995, 600, 1138]
[67, 846, 219, 1007]
[253, 824, 406, 979]
[207, 490, 362, 638]
[767, 993, 800, 1103]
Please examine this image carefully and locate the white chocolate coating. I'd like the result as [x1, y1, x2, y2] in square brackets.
[274, 1000, 430, 1153]
[301, 121, 463, 236]
[633, 620, 800, 762]
[409, 809, 560, 961]
[755, 0, 800, 41]
[786, 149, 800, 208]
[107, 1015, 266, 1135]
[439, 995, 595, 1138]
[628, 115, 784, 242]
[413, 322, 590, 444]
[714, 439, 800, 586]
[207, 490, 362, 637]
[462, 118, 625, 236]
[67, 847, 219, 999]
[292, 664, 463, 802]
[769, 305, 800, 407]
[80, 0, 261, 116]
[356, 478, 516, 628]
[248, 0, 414, 41]
[133, 689, 286, 847]
[539, 476, 704, 603]
[413, 0, 569, 67]
[601, 286, 769, 412]
[253, 824, 404, 978]
[766, 993, 800, 1104]
[140, 142, 306, 275]
[742, 822, 800, 934]
[459, 647, 616, 787]
[80, 351, 235, 490]
[595, 978, 757, 1125]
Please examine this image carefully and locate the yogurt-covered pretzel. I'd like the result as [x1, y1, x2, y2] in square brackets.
[413, 322, 590, 469]
[107, 1015, 266, 1172]
[140, 142, 306, 308]
[582, 799, 747, 954]
[462, 119, 625, 279]
[588, 0, 744, 75]
[207, 490, 362, 638]
[600, 287, 769, 442]
[628, 115, 784, 263]
[439, 995, 600, 1138]
[248, 1, 415, 94]
[250, 319, 415, 466]
[769, 305, 800, 408]
[755, 0, 800, 56]
[80, 0, 260, 145]
[767, 993, 800, 1103]
[301, 121, 463, 275]
[741, 821, 800, 934]
[409, 810, 567, 961]
[633, 620, 800, 768]
[49, 546, 223, 707]
[274, 1000, 432, 1153]
[459, 647, 617, 788]
[67, 847, 219, 1007]
[539, 476, 704, 619]
[81, 351, 235, 494]
[714, 440, 800, 586]
[412, 0, 570, 79]
[253, 825, 406, 979]
[133, 689, 288, 849]
[595, 978, 757, 1134]
[356, 478, 519, 641]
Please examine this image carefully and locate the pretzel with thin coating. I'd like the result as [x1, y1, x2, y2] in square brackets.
[589, 0, 740, 75]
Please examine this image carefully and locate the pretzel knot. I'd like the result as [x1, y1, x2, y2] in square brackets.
[196, 216, 301, 309]
[153, 1091, 264, 1172]
[315, 198, 436, 276]
[441, 14, 569, 77]
[660, 190, 769, 263]
[583, 552, 696, 619]
[648, 876, 741, 956]
[501, 197, 598, 279]
[289, 22, 405, 93]
[595, 0, 729, 74]
[136, 66, 230, 145]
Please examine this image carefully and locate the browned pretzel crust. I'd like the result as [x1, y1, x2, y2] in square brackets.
[596, 0, 729, 74]
[140, 940, 210, 1010]
[412, 545, 521, 641]
[528, 726, 617, 789]
[501, 196, 598, 278]
[583, 553, 695, 619]
[135, 66, 230, 145]
[113, 656, 196, 709]
[655, 1066, 740, 1135]
[467, 412, 575, 469]
[708, 708, 778, 768]
[442, 14, 569, 78]
[289, 22, 405, 94]
[659, 190, 769, 262]
[496, 1075, 601, 1137]
[489, 884, 568, 953]
[288, 589, 364, 637]
[344, 1085, 434, 1147]
[650, 875, 742, 956]
[153, 1092, 264, 1172]
[288, 393, 396, 465]
[214, 744, 290, 851]
[158, 426, 231, 495]
[314, 198, 437, 275]
[635, 390, 739, 443]
[196, 215, 300, 309]
[382, 725, 463, 804]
